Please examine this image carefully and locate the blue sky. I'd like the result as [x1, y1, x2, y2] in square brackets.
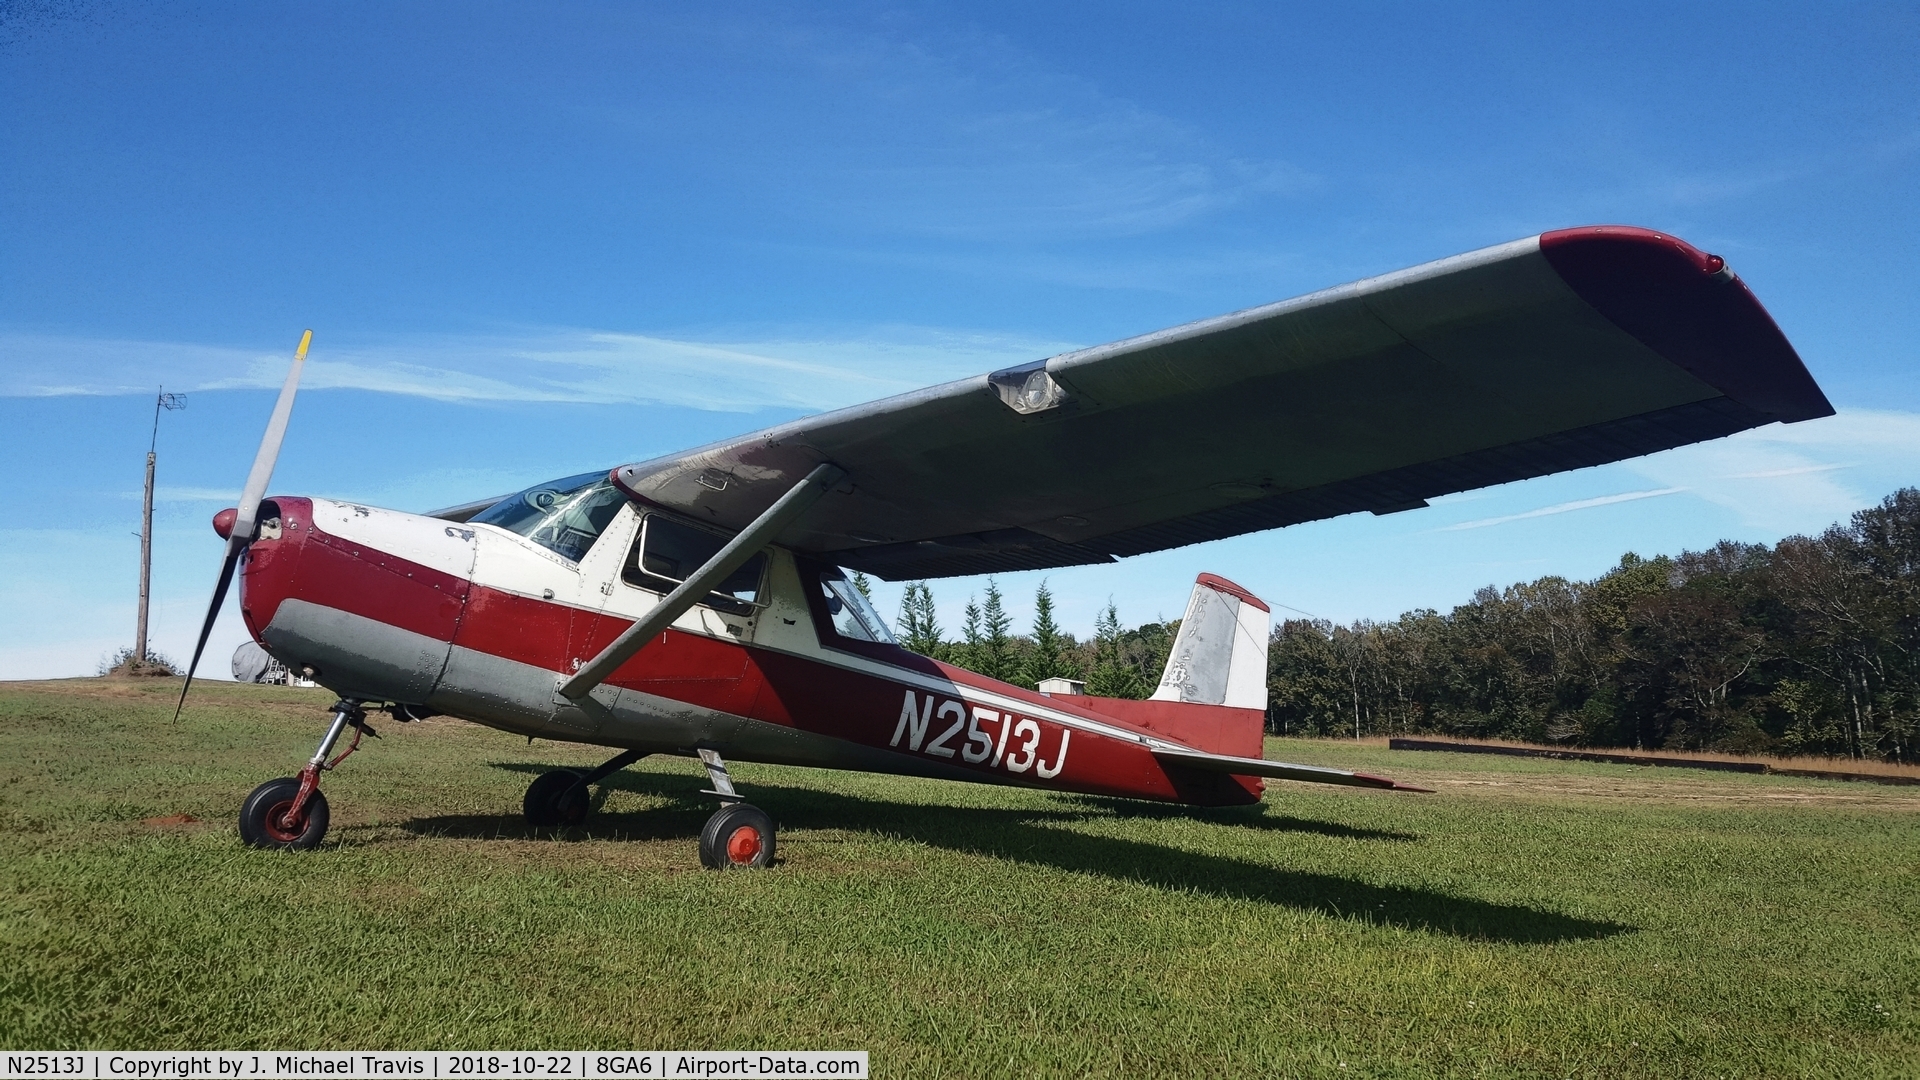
[3, 1, 1916, 678]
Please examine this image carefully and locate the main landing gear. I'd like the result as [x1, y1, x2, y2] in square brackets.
[695, 748, 775, 870]
[522, 747, 776, 869]
[239, 699, 376, 850]
[523, 748, 647, 827]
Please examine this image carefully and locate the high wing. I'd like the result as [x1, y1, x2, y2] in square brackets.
[601, 226, 1830, 580]
[425, 495, 509, 523]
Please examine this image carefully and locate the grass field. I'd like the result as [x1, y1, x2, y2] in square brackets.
[1, 679, 1915, 1077]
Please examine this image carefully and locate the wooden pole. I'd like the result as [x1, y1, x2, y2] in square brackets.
[137, 388, 185, 667]
[137, 451, 155, 663]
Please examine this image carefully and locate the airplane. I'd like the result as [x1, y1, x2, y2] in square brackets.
[176, 225, 1833, 869]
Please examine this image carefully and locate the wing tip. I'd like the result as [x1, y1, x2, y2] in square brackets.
[1538, 224, 1833, 424]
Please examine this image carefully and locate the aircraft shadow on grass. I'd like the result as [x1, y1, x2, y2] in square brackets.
[397, 762, 1630, 946]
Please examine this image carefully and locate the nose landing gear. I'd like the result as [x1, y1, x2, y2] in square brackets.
[239, 699, 374, 851]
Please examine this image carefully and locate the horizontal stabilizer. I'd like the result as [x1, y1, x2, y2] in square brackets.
[1152, 746, 1433, 792]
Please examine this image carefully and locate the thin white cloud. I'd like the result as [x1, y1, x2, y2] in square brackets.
[0, 326, 1074, 412]
[1623, 410, 1920, 532]
[813, 241, 1315, 295]
[598, 17, 1316, 243]
[1720, 463, 1851, 480]
[1439, 488, 1687, 531]
[153, 486, 246, 503]
[1424, 411, 1920, 539]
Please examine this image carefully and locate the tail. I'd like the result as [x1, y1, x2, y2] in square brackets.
[1151, 573, 1270, 711]
[1077, 574, 1270, 759]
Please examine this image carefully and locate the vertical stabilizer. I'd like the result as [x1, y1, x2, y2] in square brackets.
[1150, 573, 1270, 712]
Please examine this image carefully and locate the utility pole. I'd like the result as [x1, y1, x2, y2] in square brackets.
[136, 389, 187, 664]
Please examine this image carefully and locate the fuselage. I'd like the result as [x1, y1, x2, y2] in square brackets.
[235, 488, 1267, 806]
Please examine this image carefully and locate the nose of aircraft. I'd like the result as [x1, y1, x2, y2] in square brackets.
[213, 507, 239, 539]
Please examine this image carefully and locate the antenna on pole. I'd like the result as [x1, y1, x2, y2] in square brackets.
[136, 387, 188, 667]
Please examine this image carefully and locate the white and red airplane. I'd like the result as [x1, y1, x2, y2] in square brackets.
[178, 226, 1832, 868]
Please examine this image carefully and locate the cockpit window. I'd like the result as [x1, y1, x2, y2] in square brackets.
[623, 514, 767, 617]
[469, 471, 629, 563]
[818, 566, 896, 644]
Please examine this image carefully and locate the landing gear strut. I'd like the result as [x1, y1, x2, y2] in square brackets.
[239, 699, 374, 850]
[696, 748, 774, 870]
[523, 748, 647, 827]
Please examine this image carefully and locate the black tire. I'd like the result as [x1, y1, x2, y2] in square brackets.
[524, 769, 590, 827]
[239, 776, 330, 851]
[699, 803, 775, 869]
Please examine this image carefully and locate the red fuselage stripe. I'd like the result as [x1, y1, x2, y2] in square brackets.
[242, 508, 1263, 804]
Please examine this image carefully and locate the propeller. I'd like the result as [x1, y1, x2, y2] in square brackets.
[174, 330, 313, 721]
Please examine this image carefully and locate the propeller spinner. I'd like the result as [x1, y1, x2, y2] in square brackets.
[174, 329, 313, 720]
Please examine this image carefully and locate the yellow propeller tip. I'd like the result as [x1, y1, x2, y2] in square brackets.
[294, 329, 313, 360]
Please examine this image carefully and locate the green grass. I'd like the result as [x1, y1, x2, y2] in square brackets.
[1, 679, 1916, 1077]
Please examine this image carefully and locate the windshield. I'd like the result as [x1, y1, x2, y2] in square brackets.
[469, 471, 629, 563]
[819, 566, 896, 644]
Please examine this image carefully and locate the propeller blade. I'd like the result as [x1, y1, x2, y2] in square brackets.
[174, 546, 243, 721]
[174, 330, 312, 722]
[232, 328, 312, 544]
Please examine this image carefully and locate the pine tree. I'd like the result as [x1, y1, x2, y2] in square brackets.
[1022, 580, 1080, 689]
[851, 571, 874, 599]
[896, 581, 944, 658]
[954, 595, 983, 673]
[1087, 600, 1149, 699]
[975, 579, 1018, 682]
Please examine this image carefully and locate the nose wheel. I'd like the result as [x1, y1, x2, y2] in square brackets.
[239, 776, 330, 849]
[239, 699, 372, 851]
[695, 748, 775, 870]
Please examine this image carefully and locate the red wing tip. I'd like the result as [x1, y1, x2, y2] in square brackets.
[1539, 224, 1724, 275]
[1353, 772, 1435, 793]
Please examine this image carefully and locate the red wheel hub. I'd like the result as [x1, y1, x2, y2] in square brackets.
[725, 824, 762, 864]
[263, 799, 307, 843]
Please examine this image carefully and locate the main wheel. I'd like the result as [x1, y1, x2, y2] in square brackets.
[239, 777, 330, 851]
[699, 803, 775, 870]
[524, 768, 590, 827]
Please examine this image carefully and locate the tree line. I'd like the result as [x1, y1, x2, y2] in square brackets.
[885, 487, 1919, 764]
[1267, 488, 1918, 762]
[879, 577, 1178, 700]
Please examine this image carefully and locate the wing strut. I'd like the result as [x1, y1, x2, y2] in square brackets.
[558, 462, 846, 700]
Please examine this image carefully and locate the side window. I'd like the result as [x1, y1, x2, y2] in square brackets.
[816, 565, 897, 644]
[622, 515, 767, 617]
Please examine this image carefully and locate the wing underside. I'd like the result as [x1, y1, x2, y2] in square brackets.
[594, 226, 1829, 579]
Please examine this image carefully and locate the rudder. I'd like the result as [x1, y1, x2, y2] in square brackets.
[1151, 573, 1270, 712]
[1077, 573, 1270, 759]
